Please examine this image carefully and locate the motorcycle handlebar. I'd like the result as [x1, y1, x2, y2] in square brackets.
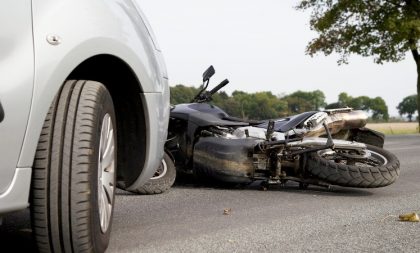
[209, 79, 229, 95]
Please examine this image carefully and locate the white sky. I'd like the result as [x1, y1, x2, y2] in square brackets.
[138, 0, 417, 116]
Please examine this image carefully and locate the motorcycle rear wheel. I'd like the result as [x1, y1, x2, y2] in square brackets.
[307, 144, 400, 188]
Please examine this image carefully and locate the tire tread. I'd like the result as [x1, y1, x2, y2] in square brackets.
[31, 80, 115, 252]
[306, 144, 400, 188]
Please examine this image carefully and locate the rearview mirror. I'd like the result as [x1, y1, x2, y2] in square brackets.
[202, 65, 215, 82]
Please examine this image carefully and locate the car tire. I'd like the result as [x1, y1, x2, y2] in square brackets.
[129, 152, 176, 195]
[30, 80, 117, 252]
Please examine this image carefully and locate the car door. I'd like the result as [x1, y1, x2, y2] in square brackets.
[0, 0, 34, 193]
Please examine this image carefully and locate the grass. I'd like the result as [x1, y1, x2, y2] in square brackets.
[366, 122, 420, 135]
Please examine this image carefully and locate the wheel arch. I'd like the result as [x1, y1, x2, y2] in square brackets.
[67, 54, 149, 188]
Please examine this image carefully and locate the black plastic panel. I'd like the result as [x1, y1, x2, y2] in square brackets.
[171, 103, 249, 127]
[256, 111, 318, 133]
[0, 101, 4, 123]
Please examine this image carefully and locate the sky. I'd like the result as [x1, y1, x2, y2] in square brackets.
[138, 0, 417, 117]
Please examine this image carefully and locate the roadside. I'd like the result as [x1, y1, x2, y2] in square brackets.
[366, 122, 419, 135]
[1, 135, 419, 252]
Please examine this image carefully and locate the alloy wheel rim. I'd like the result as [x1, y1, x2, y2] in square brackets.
[318, 148, 388, 167]
[98, 114, 115, 233]
[151, 159, 167, 180]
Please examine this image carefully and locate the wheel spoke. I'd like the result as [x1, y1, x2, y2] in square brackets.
[97, 113, 115, 233]
[102, 172, 114, 202]
[318, 148, 387, 167]
[102, 189, 108, 228]
[100, 188, 107, 228]
[103, 129, 113, 158]
[101, 145, 114, 171]
[100, 117, 109, 154]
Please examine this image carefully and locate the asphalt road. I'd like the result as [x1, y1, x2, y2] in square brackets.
[1, 135, 420, 252]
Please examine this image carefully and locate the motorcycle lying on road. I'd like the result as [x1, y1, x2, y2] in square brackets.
[140, 66, 400, 193]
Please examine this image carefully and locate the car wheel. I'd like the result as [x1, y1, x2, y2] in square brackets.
[31, 80, 117, 252]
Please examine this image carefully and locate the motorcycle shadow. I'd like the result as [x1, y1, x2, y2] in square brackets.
[173, 175, 375, 197]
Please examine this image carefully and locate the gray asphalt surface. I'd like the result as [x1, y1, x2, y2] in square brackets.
[1, 135, 419, 252]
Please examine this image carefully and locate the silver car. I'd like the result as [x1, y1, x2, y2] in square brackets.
[0, 0, 169, 251]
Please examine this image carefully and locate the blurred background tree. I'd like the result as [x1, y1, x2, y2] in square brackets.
[297, 0, 420, 131]
[170, 85, 390, 121]
[283, 90, 327, 113]
[397, 94, 418, 121]
[326, 92, 389, 121]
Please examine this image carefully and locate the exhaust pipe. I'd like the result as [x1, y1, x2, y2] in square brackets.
[306, 110, 368, 137]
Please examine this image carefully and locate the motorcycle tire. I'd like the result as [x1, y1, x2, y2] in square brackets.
[306, 144, 400, 188]
[129, 153, 176, 194]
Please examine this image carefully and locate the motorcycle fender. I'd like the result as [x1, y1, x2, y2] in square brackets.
[350, 128, 385, 148]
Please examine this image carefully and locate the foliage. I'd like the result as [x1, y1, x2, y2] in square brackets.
[170, 86, 314, 120]
[283, 90, 327, 113]
[397, 94, 418, 121]
[170, 85, 388, 121]
[296, 0, 420, 130]
[169, 84, 199, 104]
[296, 0, 420, 64]
[326, 92, 389, 120]
[370, 96, 390, 121]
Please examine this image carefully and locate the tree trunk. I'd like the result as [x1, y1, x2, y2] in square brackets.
[417, 64, 420, 132]
[412, 49, 420, 133]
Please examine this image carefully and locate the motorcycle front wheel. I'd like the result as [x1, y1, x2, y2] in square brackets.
[128, 152, 176, 194]
[306, 144, 400, 188]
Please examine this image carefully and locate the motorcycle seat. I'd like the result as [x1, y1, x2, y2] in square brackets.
[256, 111, 318, 133]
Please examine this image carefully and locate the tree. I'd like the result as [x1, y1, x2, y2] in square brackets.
[284, 90, 327, 113]
[325, 102, 343, 109]
[327, 92, 389, 120]
[170, 85, 198, 104]
[397, 94, 418, 121]
[369, 96, 390, 121]
[297, 0, 420, 131]
[338, 92, 371, 110]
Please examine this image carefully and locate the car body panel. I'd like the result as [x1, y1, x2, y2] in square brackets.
[0, 168, 31, 213]
[0, 0, 34, 193]
[1, 0, 169, 213]
[18, 0, 168, 165]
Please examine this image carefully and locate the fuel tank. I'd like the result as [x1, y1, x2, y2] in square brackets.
[171, 103, 249, 127]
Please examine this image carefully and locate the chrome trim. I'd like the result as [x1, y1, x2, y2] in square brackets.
[287, 137, 367, 150]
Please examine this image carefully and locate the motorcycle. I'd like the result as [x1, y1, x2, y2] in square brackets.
[163, 66, 400, 189]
